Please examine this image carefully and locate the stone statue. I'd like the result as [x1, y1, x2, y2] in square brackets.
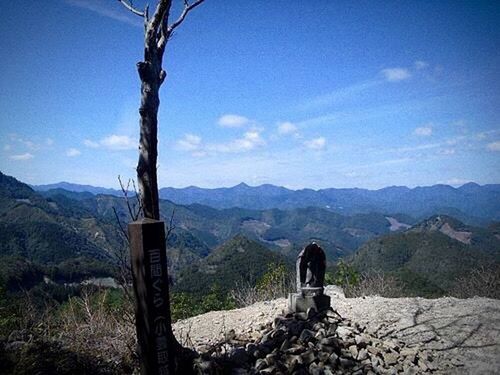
[296, 242, 326, 292]
[289, 242, 331, 314]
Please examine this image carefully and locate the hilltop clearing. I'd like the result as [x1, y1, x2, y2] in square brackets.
[174, 286, 500, 374]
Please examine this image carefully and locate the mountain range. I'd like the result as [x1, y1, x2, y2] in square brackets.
[33, 181, 500, 224]
[2, 171, 498, 298]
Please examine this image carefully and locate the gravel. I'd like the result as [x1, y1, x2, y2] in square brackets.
[173, 286, 500, 374]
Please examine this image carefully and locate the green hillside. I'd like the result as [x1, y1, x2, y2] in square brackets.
[175, 235, 293, 295]
[0, 172, 122, 286]
[350, 216, 500, 296]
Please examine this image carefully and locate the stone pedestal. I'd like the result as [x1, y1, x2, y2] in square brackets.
[288, 287, 331, 313]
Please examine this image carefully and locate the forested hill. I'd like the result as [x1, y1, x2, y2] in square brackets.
[350, 215, 500, 297]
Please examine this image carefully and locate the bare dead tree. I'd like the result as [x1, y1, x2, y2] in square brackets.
[118, 0, 205, 220]
[117, 2, 205, 373]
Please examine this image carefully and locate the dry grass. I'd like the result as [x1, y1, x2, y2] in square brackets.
[229, 272, 294, 307]
[450, 266, 500, 299]
[344, 271, 404, 298]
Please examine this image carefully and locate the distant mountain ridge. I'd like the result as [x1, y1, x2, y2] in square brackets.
[33, 181, 500, 223]
[33, 182, 122, 196]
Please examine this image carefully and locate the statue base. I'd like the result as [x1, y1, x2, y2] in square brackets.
[288, 288, 331, 313]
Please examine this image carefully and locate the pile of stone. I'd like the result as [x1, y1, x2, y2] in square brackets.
[194, 308, 437, 374]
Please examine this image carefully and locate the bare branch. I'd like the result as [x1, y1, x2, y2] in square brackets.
[113, 207, 130, 243]
[157, 0, 204, 50]
[117, 0, 145, 17]
[165, 207, 176, 242]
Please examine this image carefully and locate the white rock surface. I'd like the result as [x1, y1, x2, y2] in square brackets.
[173, 286, 500, 374]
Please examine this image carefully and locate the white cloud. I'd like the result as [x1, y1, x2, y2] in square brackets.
[441, 178, 469, 186]
[413, 126, 433, 136]
[83, 139, 100, 148]
[414, 60, 429, 70]
[176, 130, 265, 156]
[46, 138, 54, 146]
[100, 135, 136, 150]
[277, 122, 298, 135]
[217, 114, 250, 128]
[446, 135, 466, 145]
[10, 153, 34, 161]
[381, 68, 411, 82]
[3, 144, 11, 151]
[66, 148, 81, 157]
[487, 141, 500, 151]
[304, 137, 326, 150]
[210, 131, 265, 153]
[176, 134, 202, 151]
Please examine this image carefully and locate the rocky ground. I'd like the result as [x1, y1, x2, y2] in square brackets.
[173, 286, 500, 374]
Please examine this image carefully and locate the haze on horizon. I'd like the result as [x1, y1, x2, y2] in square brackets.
[1, 1, 499, 190]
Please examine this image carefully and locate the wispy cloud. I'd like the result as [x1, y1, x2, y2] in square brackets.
[381, 68, 411, 82]
[299, 60, 429, 112]
[84, 135, 137, 150]
[438, 148, 455, 155]
[304, 137, 326, 150]
[10, 153, 34, 161]
[487, 141, 500, 151]
[413, 125, 433, 136]
[217, 114, 251, 128]
[66, 148, 81, 157]
[414, 60, 429, 70]
[64, 0, 141, 28]
[299, 80, 380, 111]
[387, 143, 442, 153]
[277, 121, 298, 135]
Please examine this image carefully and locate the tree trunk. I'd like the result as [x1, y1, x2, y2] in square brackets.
[137, 43, 165, 220]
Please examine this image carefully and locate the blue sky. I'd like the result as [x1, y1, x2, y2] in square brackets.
[0, 0, 499, 189]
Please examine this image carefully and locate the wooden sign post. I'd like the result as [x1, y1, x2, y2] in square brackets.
[129, 219, 175, 375]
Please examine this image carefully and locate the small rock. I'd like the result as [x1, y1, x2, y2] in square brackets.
[229, 348, 250, 364]
[367, 345, 379, 355]
[357, 348, 368, 361]
[280, 338, 291, 351]
[255, 358, 267, 371]
[383, 352, 399, 366]
[339, 357, 356, 368]
[326, 324, 338, 336]
[336, 326, 353, 339]
[265, 353, 277, 366]
[348, 345, 358, 359]
[299, 329, 316, 344]
[318, 351, 330, 362]
[317, 344, 335, 354]
[245, 343, 257, 356]
[285, 345, 305, 355]
[329, 352, 339, 366]
[301, 349, 316, 364]
[354, 334, 370, 348]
